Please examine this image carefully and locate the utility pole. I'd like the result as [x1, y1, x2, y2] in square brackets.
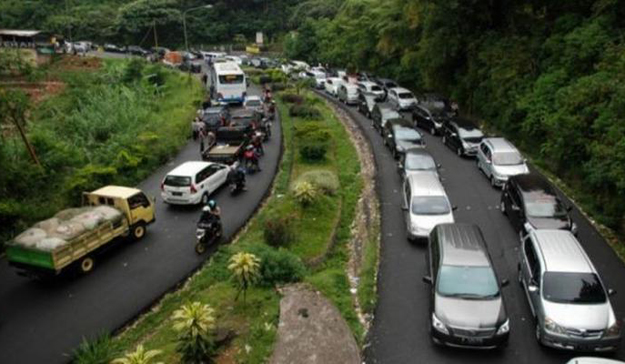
[153, 20, 158, 47]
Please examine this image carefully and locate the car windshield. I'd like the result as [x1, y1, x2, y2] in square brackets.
[411, 196, 450, 215]
[399, 92, 414, 99]
[371, 85, 382, 91]
[543, 272, 607, 304]
[218, 74, 244, 84]
[437, 266, 500, 299]
[164, 175, 191, 187]
[396, 128, 422, 142]
[493, 151, 523, 166]
[382, 110, 401, 119]
[386, 82, 397, 88]
[458, 128, 484, 141]
[405, 154, 436, 171]
[524, 193, 567, 217]
[245, 100, 261, 107]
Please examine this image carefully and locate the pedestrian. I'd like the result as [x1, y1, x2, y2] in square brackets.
[201, 73, 208, 86]
[192, 118, 200, 140]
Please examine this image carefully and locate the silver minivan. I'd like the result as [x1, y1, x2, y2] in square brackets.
[476, 137, 529, 188]
[518, 229, 621, 352]
[402, 173, 455, 241]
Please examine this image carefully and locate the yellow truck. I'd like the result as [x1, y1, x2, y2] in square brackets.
[5, 186, 155, 277]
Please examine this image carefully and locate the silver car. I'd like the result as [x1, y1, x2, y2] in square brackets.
[477, 137, 529, 188]
[518, 229, 621, 352]
[337, 84, 360, 105]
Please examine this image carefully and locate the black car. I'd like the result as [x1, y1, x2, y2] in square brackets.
[500, 173, 576, 238]
[127, 45, 150, 56]
[412, 103, 451, 135]
[357, 93, 377, 118]
[398, 148, 440, 180]
[373, 78, 398, 100]
[383, 120, 425, 159]
[441, 117, 484, 157]
[424, 223, 510, 349]
[371, 103, 402, 133]
[202, 106, 230, 131]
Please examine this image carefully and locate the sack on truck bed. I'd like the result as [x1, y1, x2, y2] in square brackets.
[14, 228, 47, 248]
[71, 211, 105, 230]
[49, 221, 86, 241]
[35, 237, 67, 252]
[93, 205, 123, 222]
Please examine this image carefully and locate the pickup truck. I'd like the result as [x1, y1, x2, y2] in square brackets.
[202, 125, 250, 165]
[5, 185, 155, 278]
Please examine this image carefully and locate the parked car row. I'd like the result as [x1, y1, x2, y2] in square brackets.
[318, 72, 622, 354]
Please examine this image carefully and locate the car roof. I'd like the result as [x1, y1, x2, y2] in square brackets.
[407, 173, 446, 196]
[390, 87, 412, 94]
[375, 102, 394, 110]
[394, 126, 421, 137]
[484, 137, 518, 153]
[510, 173, 555, 196]
[435, 223, 491, 267]
[167, 161, 212, 177]
[90, 185, 141, 199]
[531, 230, 594, 273]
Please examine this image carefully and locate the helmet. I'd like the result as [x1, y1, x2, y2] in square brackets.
[207, 200, 216, 209]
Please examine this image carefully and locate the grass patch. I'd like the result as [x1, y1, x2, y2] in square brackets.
[104, 89, 365, 363]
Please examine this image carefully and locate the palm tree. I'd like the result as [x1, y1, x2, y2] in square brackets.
[172, 302, 216, 364]
[228, 252, 261, 304]
[112, 345, 162, 364]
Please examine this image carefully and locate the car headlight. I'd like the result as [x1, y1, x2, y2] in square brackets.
[432, 313, 449, 334]
[461, 141, 469, 149]
[605, 320, 622, 338]
[496, 319, 510, 335]
[544, 317, 567, 335]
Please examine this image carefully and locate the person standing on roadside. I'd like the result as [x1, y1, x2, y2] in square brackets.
[192, 117, 200, 140]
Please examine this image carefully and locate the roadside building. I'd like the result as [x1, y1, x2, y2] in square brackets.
[0, 29, 59, 65]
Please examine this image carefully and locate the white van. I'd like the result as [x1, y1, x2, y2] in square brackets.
[402, 173, 455, 241]
[209, 62, 247, 104]
[161, 161, 230, 205]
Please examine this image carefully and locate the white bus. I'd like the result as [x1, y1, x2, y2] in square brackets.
[209, 62, 247, 104]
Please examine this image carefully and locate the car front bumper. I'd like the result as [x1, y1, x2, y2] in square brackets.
[541, 331, 621, 352]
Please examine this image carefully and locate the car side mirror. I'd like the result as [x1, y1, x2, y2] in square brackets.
[528, 284, 538, 293]
[422, 276, 433, 285]
[501, 279, 509, 287]
[608, 288, 616, 296]
[437, 163, 442, 169]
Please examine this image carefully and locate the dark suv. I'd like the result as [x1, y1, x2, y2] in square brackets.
[383, 119, 424, 159]
[441, 117, 484, 157]
[424, 223, 510, 349]
[412, 104, 451, 136]
[500, 173, 576, 238]
[371, 103, 401, 133]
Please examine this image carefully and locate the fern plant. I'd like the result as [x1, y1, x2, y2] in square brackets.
[293, 181, 319, 206]
[111, 345, 162, 364]
[172, 302, 216, 364]
[228, 252, 261, 304]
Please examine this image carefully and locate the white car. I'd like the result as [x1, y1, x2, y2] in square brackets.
[402, 173, 455, 241]
[161, 161, 230, 205]
[477, 137, 529, 188]
[357, 81, 385, 100]
[388, 87, 418, 110]
[566, 358, 625, 364]
[225, 56, 243, 65]
[324, 77, 343, 96]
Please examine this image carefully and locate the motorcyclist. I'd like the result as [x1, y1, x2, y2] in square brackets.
[199, 200, 221, 225]
[227, 164, 247, 192]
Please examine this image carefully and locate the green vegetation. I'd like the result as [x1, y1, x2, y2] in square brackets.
[285, 0, 625, 238]
[0, 0, 301, 48]
[0, 57, 202, 249]
[89, 88, 365, 363]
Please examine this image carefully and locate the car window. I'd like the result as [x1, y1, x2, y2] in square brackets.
[493, 151, 523, 166]
[430, 234, 440, 279]
[509, 185, 521, 207]
[411, 196, 451, 215]
[524, 193, 567, 218]
[128, 193, 150, 209]
[543, 272, 606, 304]
[164, 175, 191, 187]
[524, 239, 540, 282]
[405, 153, 436, 171]
[371, 85, 382, 92]
[396, 128, 422, 141]
[437, 265, 500, 299]
[399, 92, 414, 99]
[404, 181, 411, 207]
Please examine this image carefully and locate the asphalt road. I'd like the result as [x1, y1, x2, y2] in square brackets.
[317, 91, 625, 363]
[0, 86, 282, 364]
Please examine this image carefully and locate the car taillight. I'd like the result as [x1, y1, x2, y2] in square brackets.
[190, 184, 197, 194]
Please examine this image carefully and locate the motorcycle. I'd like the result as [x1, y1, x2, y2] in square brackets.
[195, 219, 222, 255]
[261, 118, 272, 141]
[230, 176, 246, 194]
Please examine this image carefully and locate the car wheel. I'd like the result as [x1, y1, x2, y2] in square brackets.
[442, 135, 447, 145]
[195, 242, 207, 255]
[79, 256, 95, 274]
[431, 127, 436, 135]
[456, 147, 462, 157]
[131, 222, 146, 241]
[517, 264, 523, 286]
[490, 176, 497, 188]
[535, 323, 544, 346]
[500, 200, 507, 215]
[200, 193, 209, 205]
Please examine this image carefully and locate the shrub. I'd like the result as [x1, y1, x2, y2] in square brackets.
[172, 302, 216, 363]
[271, 82, 287, 91]
[296, 122, 332, 161]
[248, 244, 306, 287]
[122, 58, 145, 84]
[111, 345, 162, 364]
[228, 252, 261, 302]
[289, 104, 322, 119]
[72, 333, 119, 364]
[299, 144, 329, 161]
[259, 75, 272, 84]
[293, 181, 319, 206]
[280, 93, 304, 104]
[296, 170, 340, 195]
[263, 213, 296, 248]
